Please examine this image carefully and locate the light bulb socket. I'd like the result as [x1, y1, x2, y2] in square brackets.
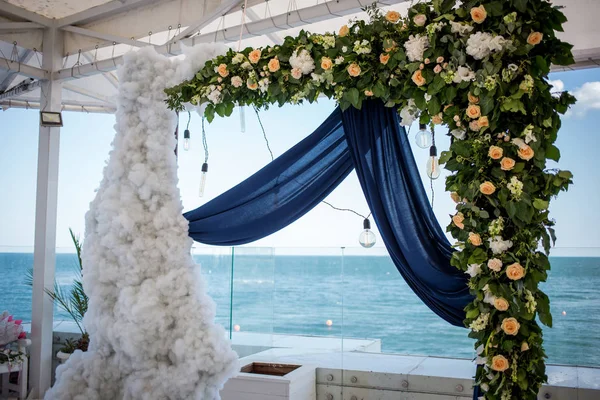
[184, 129, 190, 139]
[419, 123, 427, 131]
[363, 218, 371, 230]
[429, 145, 437, 157]
[201, 162, 208, 172]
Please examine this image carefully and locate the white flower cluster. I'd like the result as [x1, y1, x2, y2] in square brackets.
[465, 263, 482, 278]
[524, 289, 537, 314]
[232, 53, 244, 64]
[353, 39, 372, 55]
[469, 313, 490, 332]
[399, 99, 419, 126]
[205, 85, 222, 104]
[335, 56, 345, 65]
[453, 66, 476, 83]
[523, 124, 537, 143]
[449, 20, 474, 36]
[426, 21, 446, 36]
[404, 34, 429, 62]
[488, 217, 504, 236]
[502, 63, 519, 82]
[482, 284, 496, 305]
[466, 32, 509, 60]
[258, 77, 270, 93]
[519, 74, 535, 93]
[451, 129, 467, 140]
[45, 46, 238, 400]
[289, 49, 315, 75]
[488, 236, 514, 255]
[507, 176, 524, 198]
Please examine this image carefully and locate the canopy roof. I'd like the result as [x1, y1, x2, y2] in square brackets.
[0, 0, 598, 114]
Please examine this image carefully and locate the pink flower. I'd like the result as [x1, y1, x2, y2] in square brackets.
[291, 68, 303, 79]
[434, 65, 442, 74]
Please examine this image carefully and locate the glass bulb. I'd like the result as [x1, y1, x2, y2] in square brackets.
[199, 163, 208, 197]
[426, 156, 441, 179]
[184, 138, 190, 151]
[359, 229, 376, 248]
[415, 125, 432, 149]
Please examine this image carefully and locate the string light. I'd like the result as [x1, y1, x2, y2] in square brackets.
[415, 123, 432, 148]
[183, 111, 191, 151]
[199, 117, 209, 197]
[426, 126, 441, 180]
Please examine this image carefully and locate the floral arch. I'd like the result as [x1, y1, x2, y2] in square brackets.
[165, 1, 576, 399]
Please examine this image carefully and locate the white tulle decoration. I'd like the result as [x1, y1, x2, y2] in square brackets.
[45, 46, 238, 400]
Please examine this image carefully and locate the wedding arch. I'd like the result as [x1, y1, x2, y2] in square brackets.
[164, 1, 575, 399]
[47, 1, 575, 400]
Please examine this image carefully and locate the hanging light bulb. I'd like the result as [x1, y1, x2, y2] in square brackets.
[415, 123, 432, 149]
[239, 105, 246, 133]
[183, 128, 191, 151]
[359, 218, 376, 248]
[199, 163, 208, 197]
[426, 145, 441, 180]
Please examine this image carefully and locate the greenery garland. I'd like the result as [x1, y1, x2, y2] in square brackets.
[165, 1, 576, 398]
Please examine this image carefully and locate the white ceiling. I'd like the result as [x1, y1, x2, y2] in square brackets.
[0, 0, 598, 113]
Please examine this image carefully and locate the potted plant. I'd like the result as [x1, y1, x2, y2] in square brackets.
[26, 228, 89, 362]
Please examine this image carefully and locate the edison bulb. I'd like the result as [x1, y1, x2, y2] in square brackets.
[199, 163, 208, 197]
[415, 123, 432, 149]
[183, 129, 191, 151]
[359, 218, 376, 248]
[426, 145, 441, 180]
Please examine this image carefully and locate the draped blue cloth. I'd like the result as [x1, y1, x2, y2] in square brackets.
[184, 99, 472, 327]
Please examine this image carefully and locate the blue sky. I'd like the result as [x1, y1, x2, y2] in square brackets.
[1, 68, 599, 254]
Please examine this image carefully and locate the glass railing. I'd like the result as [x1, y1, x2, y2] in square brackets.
[1, 246, 599, 367]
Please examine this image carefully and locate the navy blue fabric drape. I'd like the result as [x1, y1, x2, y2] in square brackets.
[340, 100, 472, 327]
[185, 99, 472, 327]
[184, 108, 353, 245]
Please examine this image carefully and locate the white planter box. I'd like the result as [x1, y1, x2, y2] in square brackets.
[220, 362, 316, 400]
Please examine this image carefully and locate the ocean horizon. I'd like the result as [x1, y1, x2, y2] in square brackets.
[1, 251, 599, 367]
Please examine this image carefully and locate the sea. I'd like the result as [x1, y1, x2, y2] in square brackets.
[1, 252, 599, 367]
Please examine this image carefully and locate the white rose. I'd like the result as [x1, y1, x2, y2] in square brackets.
[453, 66, 476, 83]
[451, 129, 466, 140]
[413, 14, 427, 27]
[465, 263, 482, 278]
[487, 258, 503, 272]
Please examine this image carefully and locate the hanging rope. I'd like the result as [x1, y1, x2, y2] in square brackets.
[430, 126, 436, 207]
[237, 0, 249, 51]
[252, 106, 274, 161]
[201, 115, 209, 163]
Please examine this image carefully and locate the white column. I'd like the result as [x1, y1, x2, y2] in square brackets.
[30, 27, 63, 398]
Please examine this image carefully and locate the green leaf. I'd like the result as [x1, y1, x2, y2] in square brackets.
[428, 95, 441, 115]
[514, 0, 528, 13]
[546, 145, 561, 161]
[466, 308, 480, 319]
[439, 150, 453, 165]
[480, 94, 494, 116]
[533, 198, 549, 210]
[344, 88, 361, 109]
[537, 293, 553, 327]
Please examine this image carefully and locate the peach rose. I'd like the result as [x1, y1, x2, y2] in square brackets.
[364, 90, 374, 97]
[386, 10, 401, 23]
[491, 355, 509, 372]
[488, 146, 503, 160]
[451, 192, 461, 203]
[339, 25, 349, 37]
[291, 68, 302, 80]
[494, 297, 510, 311]
[432, 113, 443, 125]
[246, 80, 258, 90]
[501, 317, 520, 336]
[468, 232, 482, 246]
[380, 53, 390, 65]
[469, 120, 480, 131]
[248, 49, 261, 64]
[471, 5, 487, 24]
[268, 58, 280, 72]
[527, 32, 543, 46]
[521, 342, 530, 352]
[468, 92, 479, 104]
[487, 258, 503, 272]
[480, 181, 496, 195]
[347, 63, 361, 77]
[478, 116, 489, 128]
[518, 145, 535, 161]
[434, 64, 442, 74]
[217, 63, 229, 78]
[466, 104, 481, 119]
[436, 56, 444, 63]
[413, 13, 427, 26]
[321, 57, 333, 71]
[412, 70, 426, 86]
[452, 212, 465, 230]
[500, 157, 516, 171]
[506, 263, 526, 281]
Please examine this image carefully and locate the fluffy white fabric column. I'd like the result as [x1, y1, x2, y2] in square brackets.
[45, 45, 238, 400]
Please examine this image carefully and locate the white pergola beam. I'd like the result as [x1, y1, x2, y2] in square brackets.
[0, 49, 34, 91]
[1, 99, 116, 113]
[62, 25, 149, 48]
[167, 0, 243, 44]
[30, 27, 63, 399]
[55, 0, 163, 28]
[63, 82, 115, 105]
[0, 21, 44, 31]
[0, 78, 39, 100]
[187, 0, 404, 44]
[0, 1, 54, 27]
[81, 52, 119, 89]
[245, 8, 282, 45]
[54, 54, 124, 81]
[0, 56, 49, 80]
